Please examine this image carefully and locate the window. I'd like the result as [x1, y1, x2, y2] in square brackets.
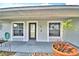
[13, 23, 24, 36]
[49, 23, 60, 37]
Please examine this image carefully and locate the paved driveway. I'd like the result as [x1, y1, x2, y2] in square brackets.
[0, 41, 52, 53]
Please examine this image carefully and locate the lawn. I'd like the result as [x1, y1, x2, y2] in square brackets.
[0, 51, 16, 56]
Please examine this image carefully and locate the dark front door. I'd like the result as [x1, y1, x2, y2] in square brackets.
[29, 23, 36, 40]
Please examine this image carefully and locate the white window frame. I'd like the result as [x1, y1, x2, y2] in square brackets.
[11, 21, 25, 39]
[47, 21, 63, 41]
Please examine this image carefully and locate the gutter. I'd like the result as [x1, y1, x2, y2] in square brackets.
[0, 5, 79, 12]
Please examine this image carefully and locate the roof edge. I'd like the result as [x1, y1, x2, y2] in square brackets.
[0, 5, 79, 11]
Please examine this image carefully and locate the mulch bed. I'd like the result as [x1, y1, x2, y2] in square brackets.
[32, 52, 79, 56]
[76, 53, 79, 56]
[53, 41, 79, 56]
[0, 51, 16, 56]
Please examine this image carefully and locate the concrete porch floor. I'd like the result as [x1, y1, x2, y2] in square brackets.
[0, 41, 52, 53]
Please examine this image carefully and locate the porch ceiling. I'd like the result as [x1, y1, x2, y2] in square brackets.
[0, 8, 79, 20]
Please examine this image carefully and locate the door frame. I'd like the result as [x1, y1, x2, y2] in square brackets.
[27, 21, 38, 41]
[29, 23, 36, 40]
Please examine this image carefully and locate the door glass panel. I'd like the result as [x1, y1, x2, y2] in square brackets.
[30, 24, 35, 38]
[29, 23, 36, 39]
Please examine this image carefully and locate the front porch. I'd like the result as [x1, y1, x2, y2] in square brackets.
[0, 41, 52, 53]
[0, 41, 79, 56]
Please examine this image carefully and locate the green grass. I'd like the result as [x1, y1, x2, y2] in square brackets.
[0, 51, 16, 56]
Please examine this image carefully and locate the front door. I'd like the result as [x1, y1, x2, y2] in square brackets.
[29, 23, 36, 40]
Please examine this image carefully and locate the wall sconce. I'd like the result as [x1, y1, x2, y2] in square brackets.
[40, 25, 42, 32]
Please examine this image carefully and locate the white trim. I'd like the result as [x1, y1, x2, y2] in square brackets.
[27, 21, 38, 41]
[0, 6, 79, 12]
[11, 21, 25, 41]
[61, 21, 63, 41]
[47, 21, 63, 41]
[11, 23, 13, 41]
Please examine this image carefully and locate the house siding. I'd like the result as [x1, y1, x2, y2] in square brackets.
[63, 18, 79, 47]
[38, 21, 48, 41]
[0, 21, 11, 41]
